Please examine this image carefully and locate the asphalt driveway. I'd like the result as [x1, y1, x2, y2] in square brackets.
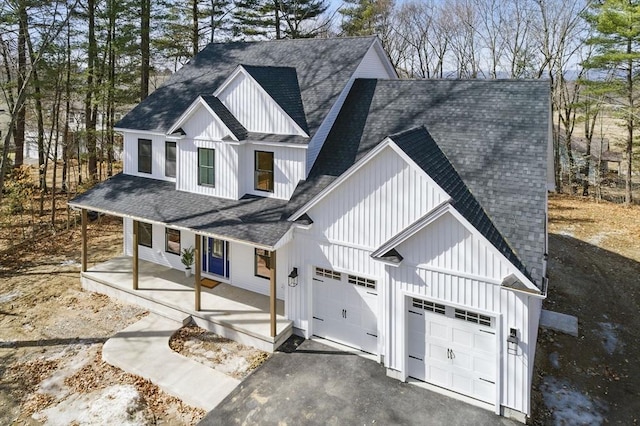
[200, 337, 518, 426]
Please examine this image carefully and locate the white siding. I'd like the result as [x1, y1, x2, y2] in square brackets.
[122, 131, 177, 182]
[123, 218, 195, 270]
[309, 145, 447, 249]
[176, 139, 239, 199]
[382, 217, 535, 415]
[242, 143, 306, 200]
[306, 42, 396, 173]
[218, 71, 305, 136]
[228, 242, 285, 300]
[182, 106, 229, 141]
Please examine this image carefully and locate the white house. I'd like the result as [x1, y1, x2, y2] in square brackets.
[69, 36, 550, 422]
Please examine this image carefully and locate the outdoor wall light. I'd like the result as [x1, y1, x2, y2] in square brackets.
[507, 328, 519, 353]
[288, 267, 299, 287]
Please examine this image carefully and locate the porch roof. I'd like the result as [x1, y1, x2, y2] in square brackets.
[69, 173, 293, 248]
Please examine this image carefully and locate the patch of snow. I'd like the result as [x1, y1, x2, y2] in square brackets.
[540, 376, 606, 426]
[0, 290, 21, 303]
[33, 384, 154, 426]
[59, 259, 80, 267]
[549, 352, 560, 369]
[40, 346, 95, 397]
[0, 340, 16, 348]
[597, 322, 622, 355]
[558, 230, 574, 237]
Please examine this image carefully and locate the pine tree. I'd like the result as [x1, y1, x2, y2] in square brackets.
[232, 0, 278, 39]
[583, 0, 640, 205]
[280, 0, 329, 38]
[339, 0, 394, 37]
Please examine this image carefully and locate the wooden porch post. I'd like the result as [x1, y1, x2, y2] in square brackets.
[195, 234, 201, 311]
[81, 209, 87, 272]
[132, 220, 139, 290]
[270, 250, 277, 338]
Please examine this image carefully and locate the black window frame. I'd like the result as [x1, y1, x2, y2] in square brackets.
[165, 228, 181, 255]
[198, 147, 215, 187]
[254, 151, 274, 192]
[254, 248, 272, 279]
[138, 139, 152, 174]
[165, 141, 176, 178]
[138, 221, 153, 248]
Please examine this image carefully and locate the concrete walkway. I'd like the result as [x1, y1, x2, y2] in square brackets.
[102, 313, 240, 411]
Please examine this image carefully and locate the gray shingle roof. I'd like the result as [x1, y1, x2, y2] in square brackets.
[390, 126, 529, 280]
[242, 65, 308, 134]
[305, 78, 549, 286]
[116, 37, 377, 136]
[200, 95, 248, 140]
[69, 173, 292, 247]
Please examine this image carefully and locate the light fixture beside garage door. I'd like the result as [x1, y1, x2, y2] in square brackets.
[507, 328, 519, 354]
[288, 267, 299, 287]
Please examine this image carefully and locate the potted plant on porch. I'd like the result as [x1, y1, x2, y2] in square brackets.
[181, 246, 195, 277]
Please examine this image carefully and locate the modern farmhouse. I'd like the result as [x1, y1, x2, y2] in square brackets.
[69, 36, 551, 421]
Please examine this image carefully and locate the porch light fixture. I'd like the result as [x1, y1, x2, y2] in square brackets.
[288, 267, 299, 287]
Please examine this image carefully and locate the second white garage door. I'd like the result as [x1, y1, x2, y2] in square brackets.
[312, 267, 378, 354]
[407, 297, 497, 405]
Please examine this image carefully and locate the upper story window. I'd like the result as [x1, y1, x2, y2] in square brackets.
[255, 151, 274, 192]
[138, 139, 152, 174]
[138, 221, 153, 248]
[165, 141, 176, 178]
[198, 148, 215, 187]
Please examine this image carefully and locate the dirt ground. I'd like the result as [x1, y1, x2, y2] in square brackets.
[530, 194, 640, 424]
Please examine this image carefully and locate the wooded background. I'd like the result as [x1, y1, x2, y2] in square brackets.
[0, 0, 638, 242]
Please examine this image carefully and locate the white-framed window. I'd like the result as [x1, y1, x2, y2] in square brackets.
[412, 298, 446, 315]
[165, 228, 180, 255]
[348, 274, 376, 290]
[138, 139, 152, 174]
[138, 222, 153, 248]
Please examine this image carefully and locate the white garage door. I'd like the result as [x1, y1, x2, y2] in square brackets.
[407, 298, 497, 404]
[312, 267, 378, 354]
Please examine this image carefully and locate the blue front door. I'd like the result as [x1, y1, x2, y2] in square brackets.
[203, 237, 229, 278]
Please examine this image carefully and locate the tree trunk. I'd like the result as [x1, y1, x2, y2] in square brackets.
[86, 0, 98, 182]
[14, 1, 27, 168]
[192, 0, 199, 56]
[140, 0, 150, 100]
[625, 45, 634, 205]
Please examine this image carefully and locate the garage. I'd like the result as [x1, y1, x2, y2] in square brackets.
[407, 297, 497, 405]
[312, 267, 378, 354]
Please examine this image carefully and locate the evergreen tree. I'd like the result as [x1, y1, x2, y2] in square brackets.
[583, 0, 640, 205]
[280, 0, 329, 38]
[339, 0, 394, 37]
[232, 0, 278, 39]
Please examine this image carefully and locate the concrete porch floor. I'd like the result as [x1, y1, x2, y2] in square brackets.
[81, 256, 292, 352]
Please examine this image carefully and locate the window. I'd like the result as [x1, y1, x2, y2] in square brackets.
[255, 248, 272, 279]
[315, 267, 341, 280]
[138, 139, 152, 174]
[348, 274, 376, 290]
[412, 298, 446, 315]
[138, 222, 152, 248]
[454, 308, 492, 327]
[165, 141, 176, 178]
[165, 228, 180, 255]
[198, 148, 215, 186]
[254, 151, 274, 192]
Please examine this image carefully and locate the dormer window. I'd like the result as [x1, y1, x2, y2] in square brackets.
[138, 139, 152, 174]
[198, 148, 215, 187]
[255, 151, 274, 192]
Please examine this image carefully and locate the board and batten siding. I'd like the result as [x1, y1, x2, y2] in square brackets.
[385, 215, 537, 415]
[122, 131, 178, 182]
[243, 143, 306, 200]
[284, 230, 386, 337]
[227, 241, 286, 300]
[123, 218, 195, 271]
[309, 145, 447, 249]
[176, 139, 239, 199]
[218, 71, 305, 136]
[306, 42, 397, 173]
[183, 105, 230, 141]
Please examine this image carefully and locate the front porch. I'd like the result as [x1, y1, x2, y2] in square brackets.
[81, 256, 293, 352]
